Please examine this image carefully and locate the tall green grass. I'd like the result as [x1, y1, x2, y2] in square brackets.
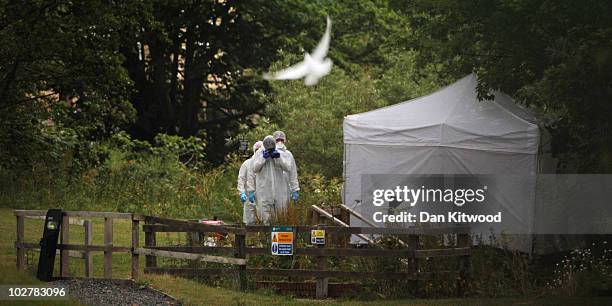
[0, 150, 242, 222]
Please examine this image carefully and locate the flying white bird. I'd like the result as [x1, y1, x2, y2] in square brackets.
[264, 17, 333, 86]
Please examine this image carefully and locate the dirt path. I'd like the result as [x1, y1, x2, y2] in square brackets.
[52, 279, 179, 306]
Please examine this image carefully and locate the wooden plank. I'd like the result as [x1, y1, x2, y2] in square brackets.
[16, 242, 46, 249]
[16, 215, 24, 270]
[104, 217, 113, 279]
[14, 210, 46, 217]
[167, 224, 470, 235]
[131, 219, 139, 281]
[457, 233, 470, 297]
[144, 267, 231, 276]
[15, 243, 86, 258]
[187, 232, 201, 246]
[408, 234, 419, 278]
[242, 247, 416, 257]
[416, 247, 471, 258]
[60, 214, 70, 277]
[295, 247, 414, 257]
[61, 244, 129, 252]
[19, 242, 468, 258]
[148, 246, 235, 255]
[315, 227, 328, 299]
[134, 248, 247, 265]
[144, 219, 157, 268]
[84, 220, 93, 277]
[145, 267, 459, 280]
[339, 204, 408, 247]
[235, 234, 247, 291]
[339, 204, 371, 225]
[248, 268, 417, 280]
[144, 216, 245, 235]
[145, 245, 468, 258]
[145, 224, 240, 233]
[16, 242, 130, 253]
[14, 210, 131, 219]
[25, 215, 86, 226]
[312, 209, 320, 225]
[66, 211, 132, 219]
[362, 226, 470, 235]
[311, 205, 376, 245]
[248, 225, 359, 234]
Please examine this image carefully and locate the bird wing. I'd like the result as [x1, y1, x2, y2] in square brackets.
[311, 16, 332, 60]
[303, 58, 333, 86]
[263, 60, 310, 80]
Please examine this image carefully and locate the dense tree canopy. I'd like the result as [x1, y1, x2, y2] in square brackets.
[0, 1, 136, 168]
[396, 0, 612, 172]
[1, 0, 610, 173]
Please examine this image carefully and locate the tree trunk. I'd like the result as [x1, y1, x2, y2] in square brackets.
[179, 28, 204, 137]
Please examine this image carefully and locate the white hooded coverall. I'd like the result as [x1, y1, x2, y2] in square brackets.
[247, 149, 291, 223]
[276, 142, 299, 211]
[237, 156, 257, 224]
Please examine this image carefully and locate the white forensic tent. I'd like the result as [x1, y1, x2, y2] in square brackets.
[343, 74, 540, 250]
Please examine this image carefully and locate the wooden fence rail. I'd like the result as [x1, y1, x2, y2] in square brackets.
[144, 223, 470, 235]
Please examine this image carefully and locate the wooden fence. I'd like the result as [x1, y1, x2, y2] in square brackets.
[14, 210, 141, 280]
[14, 209, 472, 298]
[140, 215, 472, 298]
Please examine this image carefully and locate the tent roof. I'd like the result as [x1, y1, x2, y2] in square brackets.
[343, 74, 539, 154]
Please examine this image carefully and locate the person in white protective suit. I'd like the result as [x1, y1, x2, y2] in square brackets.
[273, 131, 300, 210]
[246, 135, 291, 223]
[237, 141, 263, 224]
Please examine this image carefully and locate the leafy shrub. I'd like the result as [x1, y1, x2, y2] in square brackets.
[546, 242, 612, 296]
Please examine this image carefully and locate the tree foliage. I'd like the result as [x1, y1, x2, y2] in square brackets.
[249, 51, 449, 177]
[399, 0, 612, 172]
[0, 0, 136, 169]
[2, 0, 611, 175]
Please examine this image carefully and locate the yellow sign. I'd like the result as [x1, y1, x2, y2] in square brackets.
[311, 230, 325, 244]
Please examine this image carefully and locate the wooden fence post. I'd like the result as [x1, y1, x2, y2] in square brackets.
[311, 209, 319, 225]
[145, 217, 157, 269]
[84, 220, 93, 277]
[16, 214, 24, 270]
[104, 217, 113, 279]
[60, 214, 70, 277]
[457, 232, 470, 297]
[315, 225, 329, 299]
[408, 234, 419, 279]
[131, 217, 140, 281]
[235, 233, 247, 291]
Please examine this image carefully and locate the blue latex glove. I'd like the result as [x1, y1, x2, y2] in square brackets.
[291, 191, 299, 201]
[240, 192, 247, 203]
[248, 191, 256, 203]
[271, 149, 280, 158]
[262, 149, 271, 159]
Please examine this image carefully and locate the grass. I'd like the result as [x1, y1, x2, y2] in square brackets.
[0, 207, 611, 305]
